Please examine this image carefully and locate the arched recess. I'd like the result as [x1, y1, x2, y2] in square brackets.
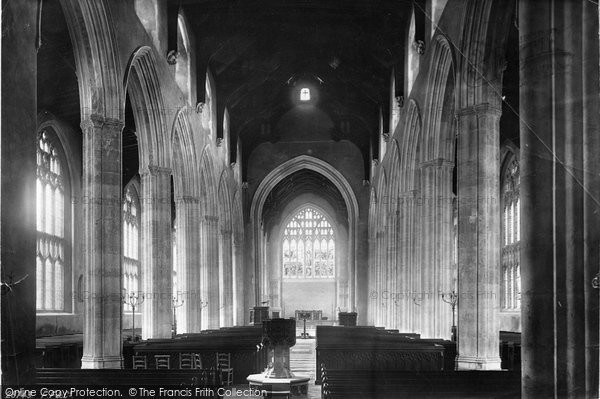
[125, 46, 173, 339]
[124, 46, 170, 168]
[59, 0, 124, 120]
[416, 33, 457, 339]
[171, 108, 202, 333]
[217, 172, 234, 327]
[250, 156, 360, 320]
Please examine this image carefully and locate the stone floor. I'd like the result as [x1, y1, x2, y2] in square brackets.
[224, 338, 320, 398]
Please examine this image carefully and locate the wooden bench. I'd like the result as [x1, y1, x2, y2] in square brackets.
[320, 366, 521, 399]
[131, 326, 267, 384]
[315, 326, 445, 384]
[37, 368, 219, 392]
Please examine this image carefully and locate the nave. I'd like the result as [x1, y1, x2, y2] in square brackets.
[2, 0, 599, 398]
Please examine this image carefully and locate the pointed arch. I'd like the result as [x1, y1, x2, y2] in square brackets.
[217, 171, 233, 233]
[171, 107, 199, 198]
[250, 155, 360, 312]
[199, 147, 218, 215]
[124, 46, 169, 167]
[59, 0, 124, 120]
[422, 34, 456, 162]
[400, 99, 423, 192]
[457, 0, 515, 108]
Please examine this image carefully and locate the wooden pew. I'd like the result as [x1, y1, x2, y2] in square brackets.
[131, 326, 267, 384]
[36, 369, 220, 397]
[315, 326, 445, 384]
[320, 366, 521, 399]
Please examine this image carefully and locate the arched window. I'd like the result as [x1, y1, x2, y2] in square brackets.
[36, 130, 68, 311]
[501, 154, 520, 310]
[123, 183, 140, 311]
[282, 207, 335, 279]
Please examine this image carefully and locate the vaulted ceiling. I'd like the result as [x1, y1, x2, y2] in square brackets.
[176, 0, 413, 177]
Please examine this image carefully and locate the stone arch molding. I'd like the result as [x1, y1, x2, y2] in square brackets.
[60, 0, 124, 121]
[124, 46, 170, 168]
[250, 155, 360, 311]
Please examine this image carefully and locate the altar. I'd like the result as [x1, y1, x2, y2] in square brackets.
[294, 309, 324, 321]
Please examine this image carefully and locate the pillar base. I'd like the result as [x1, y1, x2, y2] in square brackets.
[455, 356, 502, 371]
[81, 356, 123, 369]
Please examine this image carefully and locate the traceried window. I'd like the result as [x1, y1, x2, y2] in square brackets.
[282, 207, 335, 279]
[501, 155, 520, 310]
[123, 183, 140, 311]
[36, 131, 66, 311]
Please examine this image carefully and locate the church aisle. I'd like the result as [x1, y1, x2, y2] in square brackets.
[290, 338, 320, 399]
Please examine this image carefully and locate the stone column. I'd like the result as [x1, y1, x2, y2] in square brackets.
[140, 165, 172, 339]
[420, 159, 454, 339]
[520, 1, 599, 397]
[201, 215, 219, 329]
[455, 104, 501, 370]
[219, 229, 234, 327]
[409, 189, 422, 334]
[80, 116, 124, 369]
[1, 0, 37, 382]
[233, 236, 244, 326]
[396, 192, 409, 332]
[174, 196, 202, 333]
[386, 210, 398, 329]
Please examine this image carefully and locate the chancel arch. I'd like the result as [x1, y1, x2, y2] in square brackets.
[249, 155, 360, 320]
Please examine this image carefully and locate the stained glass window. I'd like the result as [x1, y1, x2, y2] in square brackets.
[123, 183, 140, 311]
[282, 207, 335, 279]
[501, 155, 520, 310]
[36, 131, 66, 311]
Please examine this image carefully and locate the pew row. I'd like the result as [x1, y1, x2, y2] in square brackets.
[315, 326, 453, 384]
[320, 367, 521, 399]
[36, 368, 220, 396]
[131, 326, 268, 384]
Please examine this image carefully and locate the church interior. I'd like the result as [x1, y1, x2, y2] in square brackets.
[2, 0, 599, 397]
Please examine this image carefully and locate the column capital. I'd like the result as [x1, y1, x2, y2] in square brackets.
[419, 158, 454, 169]
[455, 103, 502, 119]
[175, 195, 201, 205]
[140, 165, 172, 177]
[80, 114, 124, 132]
